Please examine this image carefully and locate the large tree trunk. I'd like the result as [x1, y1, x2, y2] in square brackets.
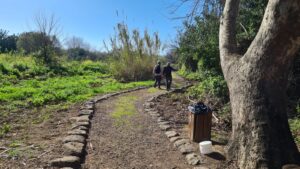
[219, 0, 300, 168]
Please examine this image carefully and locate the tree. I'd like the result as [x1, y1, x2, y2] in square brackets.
[17, 31, 45, 54]
[33, 13, 61, 66]
[219, 0, 300, 168]
[65, 36, 90, 50]
[0, 29, 18, 53]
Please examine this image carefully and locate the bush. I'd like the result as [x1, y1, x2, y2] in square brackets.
[289, 118, 300, 145]
[187, 73, 229, 107]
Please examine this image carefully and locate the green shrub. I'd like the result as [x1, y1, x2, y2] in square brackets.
[13, 63, 29, 72]
[0, 63, 9, 74]
[289, 118, 300, 145]
[187, 75, 229, 105]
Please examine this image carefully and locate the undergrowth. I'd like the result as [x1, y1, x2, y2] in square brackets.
[0, 53, 153, 137]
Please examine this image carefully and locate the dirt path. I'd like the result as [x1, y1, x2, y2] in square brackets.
[83, 75, 192, 169]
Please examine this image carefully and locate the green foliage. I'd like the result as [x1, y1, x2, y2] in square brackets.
[289, 118, 300, 145]
[0, 72, 152, 107]
[176, 5, 221, 73]
[66, 47, 108, 61]
[147, 87, 160, 94]
[187, 74, 228, 105]
[17, 32, 44, 54]
[0, 123, 11, 137]
[0, 54, 110, 81]
[109, 23, 162, 81]
[17, 32, 61, 67]
[175, 0, 267, 108]
[0, 29, 18, 53]
[0, 53, 153, 130]
[236, 0, 268, 53]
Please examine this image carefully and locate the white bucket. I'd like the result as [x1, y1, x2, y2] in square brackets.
[199, 141, 213, 154]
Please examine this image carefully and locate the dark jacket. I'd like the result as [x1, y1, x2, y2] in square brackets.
[163, 66, 177, 78]
[153, 64, 161, 75]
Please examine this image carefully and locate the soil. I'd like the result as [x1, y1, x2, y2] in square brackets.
[83, 89, 194, 169]
[0, 103, 81, 169]
[0, 74, 229, 169]
[152, 92, 229, 169]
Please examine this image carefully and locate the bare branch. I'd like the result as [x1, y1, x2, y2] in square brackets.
[34, 12, 62, 37]
[168, 0, 202, 22]
[239, 22, 248, 37]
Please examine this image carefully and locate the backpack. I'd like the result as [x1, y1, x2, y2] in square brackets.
[154, 65, 161, 74]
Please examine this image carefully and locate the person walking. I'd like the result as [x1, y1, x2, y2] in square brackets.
[153, 61, 162, 89]
[163, 62, 177, 91]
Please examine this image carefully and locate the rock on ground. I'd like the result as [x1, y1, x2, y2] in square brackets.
[186, 153, 201, 165]
[67, 129, 87, 136]
[165, 131, 179, 138]
[178, 143, 195, 154]
[50, 156, 81, 167]
[170, 136, 181, 143]
[174, 139, 190, 147]
[63, 135, 86, 144]
[63, 142, 85, 156]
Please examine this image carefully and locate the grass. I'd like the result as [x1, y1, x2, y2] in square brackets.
[0, 123, 11, 137]
[111, 95, 138, 127]
[0, 53, 153, 137]
[147, 87, 160, 93]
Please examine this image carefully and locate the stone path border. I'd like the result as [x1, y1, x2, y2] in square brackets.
[49, 87, 147, 169]
[143, 85, 204, 167]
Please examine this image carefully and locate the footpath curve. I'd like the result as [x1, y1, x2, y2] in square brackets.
[50, 75, 198, 169]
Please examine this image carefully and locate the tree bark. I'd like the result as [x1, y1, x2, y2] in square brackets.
[219, 0, 300, 168]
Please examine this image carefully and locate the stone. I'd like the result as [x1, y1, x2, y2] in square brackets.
[71, 121, 90, 129]
[158, 121, 170, 125]
[174, 139, 189, 147]
[76, 115, 90, 122]
[85, 101, 94, 105]
[50, 156, 80, 167]
[69, 117, 79, 123]
[78, 110, 93, 117]
[63, 142, 85, 156]
[147, 97, 156, 102]
[157, 117, 164, 122]
[159, 124, 171, 131]
[149, 111, 160, 117]
[186, 153, 201, 165]
[60, 167, 74, 169]
[170, 136, 181, 143]
[165, 131, 179, 138]
[71, 125, 88, 131]
[144, 102, 154, 108]
[67, 129, 87, 136]
[178, 143, 195, 154]
[193, 166, 210, 169]
[70, 116, 89, 123]
[144, 108, 154, 112]
[148, 110, 158, 114]
[80, 104, 94, 110]
[63, 135, 86, 144]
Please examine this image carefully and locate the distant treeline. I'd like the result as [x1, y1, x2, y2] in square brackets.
[0, 29, 108, 61]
